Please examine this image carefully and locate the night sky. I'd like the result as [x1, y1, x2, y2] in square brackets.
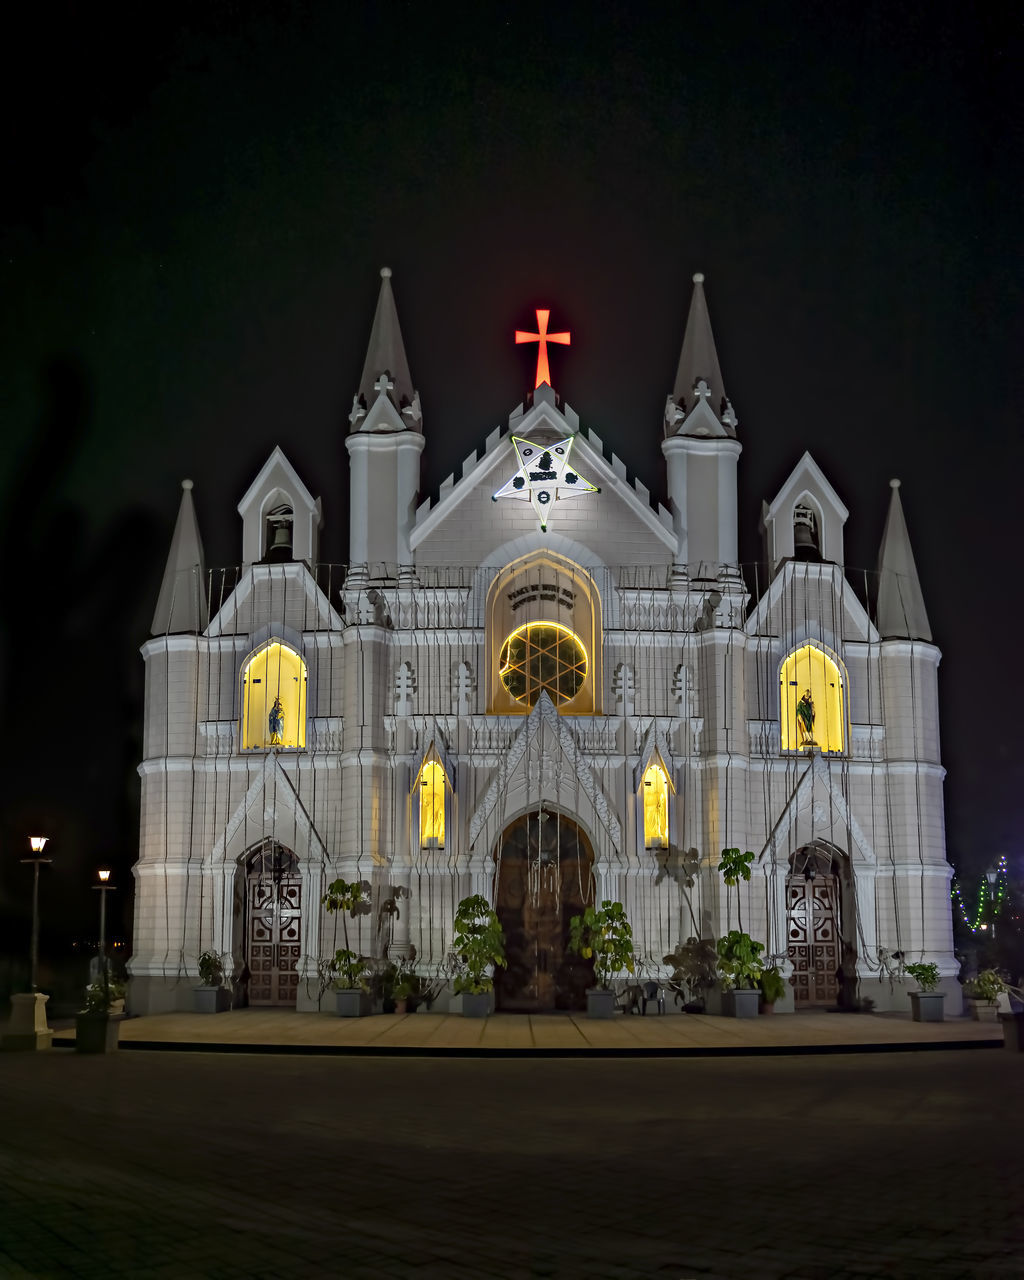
[2, 1, 1021, 952]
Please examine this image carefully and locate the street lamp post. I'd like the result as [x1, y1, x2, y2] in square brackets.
[93, 869, 114, 998]
[1, 837, 54, 1052]
[986, 866, 1000, 944]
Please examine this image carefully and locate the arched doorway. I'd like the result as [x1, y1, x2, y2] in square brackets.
[494, 811, 595, 1012]
[242, 842, 302, 1007]
[786, 845, 852, 1007]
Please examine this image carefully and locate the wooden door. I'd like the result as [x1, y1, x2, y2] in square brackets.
[787, 874, 840, 1007]
[247, 866, 302, 1006]
[494, 813, 594, 1012]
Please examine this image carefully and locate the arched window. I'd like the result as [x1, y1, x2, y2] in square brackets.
[641, 762, 670, 848]
[241, 641, 307, 750]
[779, 644, 845, 754]
[415, 755, 448, 848]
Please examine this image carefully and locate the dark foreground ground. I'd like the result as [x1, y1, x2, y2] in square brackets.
[0, 1048, 1020, 1278]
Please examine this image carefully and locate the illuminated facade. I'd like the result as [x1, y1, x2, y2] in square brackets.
[131, 269, 957, 1015]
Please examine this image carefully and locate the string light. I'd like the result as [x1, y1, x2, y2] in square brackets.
[950, 854, 1009, 934]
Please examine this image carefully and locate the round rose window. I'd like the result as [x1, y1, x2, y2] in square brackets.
[498, 623, 588, 707]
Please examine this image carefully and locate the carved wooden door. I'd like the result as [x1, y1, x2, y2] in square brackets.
[787, 874, 839, 1007]
[247, 873, 302, 1006]
[494, 813, 594, 1012]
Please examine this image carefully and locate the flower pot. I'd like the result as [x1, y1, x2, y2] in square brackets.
[909, 991, 945, 1023]
[460, 991, 491, 1018]
[194, 985, 232, 1013]
[724, 988, 760, 1018]
[586, 988, 618, 1019]
[969, 998, 999, 1023]
[75, 1012, 120, 1054]
[334, 989, 370, 1017]
[394, 999, 409, 1015]
[759, 1000, 776, 1015]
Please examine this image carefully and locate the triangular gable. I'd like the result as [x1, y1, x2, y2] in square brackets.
[208, 753, 330, 869]
[755, 752, 876, 869]
[467, 693, 621, 864]
[744, 560, 877, 646]
[761, 451, 848, 572]
[411, 399, 675, 554]
[237, 446, 322, 566]
[207, 562, 341, 638]
[633, 724, 676, 793]
[412, 734, 455, 792]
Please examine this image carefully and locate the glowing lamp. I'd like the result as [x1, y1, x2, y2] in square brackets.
[29, 836, 48, 854]
[98, 869, 112, 884]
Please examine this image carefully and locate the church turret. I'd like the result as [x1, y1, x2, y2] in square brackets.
[151, 479, 209, 635]
[661, 273, 741, 574]
[877, 478, 931, 641]
[346, 267, 424, 578]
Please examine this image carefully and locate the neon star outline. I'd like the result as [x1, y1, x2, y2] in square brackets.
[492, 435, 598, 530]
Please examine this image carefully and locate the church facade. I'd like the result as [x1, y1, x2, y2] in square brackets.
[129, 270, 958, 1015]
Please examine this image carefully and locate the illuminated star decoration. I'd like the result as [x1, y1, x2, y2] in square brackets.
[492, 435, 598, 530]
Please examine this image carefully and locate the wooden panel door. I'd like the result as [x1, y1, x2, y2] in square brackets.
[787, 875, 839, 1007]
[247, 875, 302, 1006]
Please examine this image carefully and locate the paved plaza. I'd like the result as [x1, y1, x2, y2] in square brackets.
[0, 1028, 1020, 1278]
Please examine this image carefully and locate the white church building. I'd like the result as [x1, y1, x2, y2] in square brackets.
[129, 269, 958, 1015]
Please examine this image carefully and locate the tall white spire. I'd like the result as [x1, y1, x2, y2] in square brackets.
[876, 479, 931, 641]
[151, 480, 209, 635]
[352, 266, 420, 431]
[665, 272, 736, 438]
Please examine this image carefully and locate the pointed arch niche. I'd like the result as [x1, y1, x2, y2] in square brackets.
[241, 640, 308, 750]
[779, 643, 846, 755]
[486, 551, 602, 715]
[413, 744, 451, 851]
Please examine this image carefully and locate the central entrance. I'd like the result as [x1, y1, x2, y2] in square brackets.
[494, 811, 595, 1012]
[243, 842, 302, 1007]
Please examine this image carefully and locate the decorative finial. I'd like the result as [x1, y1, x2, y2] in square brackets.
[380, 266, 392, 279]
[890, 478, 901, 489]
[692, 272, 705, 284]
[182, 479, 193, 491]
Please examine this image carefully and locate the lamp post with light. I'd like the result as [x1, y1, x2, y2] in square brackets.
[986, 865, 1000, 945]
[1, 836, 54, 1052]
[93, 869, 114, 998]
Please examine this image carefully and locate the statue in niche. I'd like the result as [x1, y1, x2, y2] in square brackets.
[268, 697, 285, 746]
[644, 772, 668, 847]
[796, 688, 816, 747]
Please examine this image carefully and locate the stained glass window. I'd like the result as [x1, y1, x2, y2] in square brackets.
[498, 623, 588, 708]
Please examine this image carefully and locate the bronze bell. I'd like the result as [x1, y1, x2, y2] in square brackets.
[793, 506, 819, 560]
[265, 507, 294, 562]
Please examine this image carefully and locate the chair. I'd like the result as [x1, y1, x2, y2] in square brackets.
[639, 980, 665, 1015]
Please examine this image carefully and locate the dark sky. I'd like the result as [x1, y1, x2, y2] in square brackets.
[2, 1, 1022, 944]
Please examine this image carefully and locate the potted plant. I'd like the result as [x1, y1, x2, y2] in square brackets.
[716, 930, 765, 1017]
[662, 937, 717, 1011]
[758, 964, 787, 1014]
[75, 975, 126, 1053]
[452, 894, 506, 1016]
[322, 877, 372, 1016]
[194, 950, 231, 1013]
[905, 961, 944, 1022]
[568, 900, 635, 1018]
[964, 969, 1004, 1022]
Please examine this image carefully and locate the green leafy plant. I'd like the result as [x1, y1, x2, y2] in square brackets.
[964, 969, 1004, 1002]
[568, 900, 635, 991]
[322, 878, 371, 985]
[197, 950, 224, 987]
[452, 895, 507, 995]
[662, 938, 718, 1006]
[905, 962, 940, 992]
[330, 948, 368, 991]
[716, 930, 765, 990]
[758, 964, 787, 1005]
[719, 848, 754, 930]
[82, 977, 126, 1013]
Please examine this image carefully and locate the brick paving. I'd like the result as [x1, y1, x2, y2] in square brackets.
[0, 1041, 1020, 1278]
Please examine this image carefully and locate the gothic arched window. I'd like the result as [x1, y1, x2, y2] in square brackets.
[780, 644, 845, 754]
[415, 755, 448, 848]
[641, 762, 670, 848]
[241, 641, 307, 750]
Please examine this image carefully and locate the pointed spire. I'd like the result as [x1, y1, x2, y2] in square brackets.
[876, 479, 931, 641]
[666, 272, 737, 438]
[151, 480, 209, 635]
[352, 266, 420, 430]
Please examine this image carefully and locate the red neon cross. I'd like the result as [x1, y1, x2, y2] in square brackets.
[515, 309, 571, 389]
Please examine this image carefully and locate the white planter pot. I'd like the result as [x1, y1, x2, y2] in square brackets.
[910, 991, 945, 1022]
[724, 988, 760, 1018]
[334, 990, 370, 1017]
[194, 985, 231, 1014]
[586, 989, 618, 1019]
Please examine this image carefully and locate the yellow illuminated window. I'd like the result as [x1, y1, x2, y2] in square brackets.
[498, 622, 587, 708]
[242, 642, 307, 750]
[419, 760, 446, 847]
[779, 645, 845, 754]
[642, 763, 669, 848]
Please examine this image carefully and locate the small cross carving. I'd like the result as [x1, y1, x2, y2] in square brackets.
[374, 373, 395, 396]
